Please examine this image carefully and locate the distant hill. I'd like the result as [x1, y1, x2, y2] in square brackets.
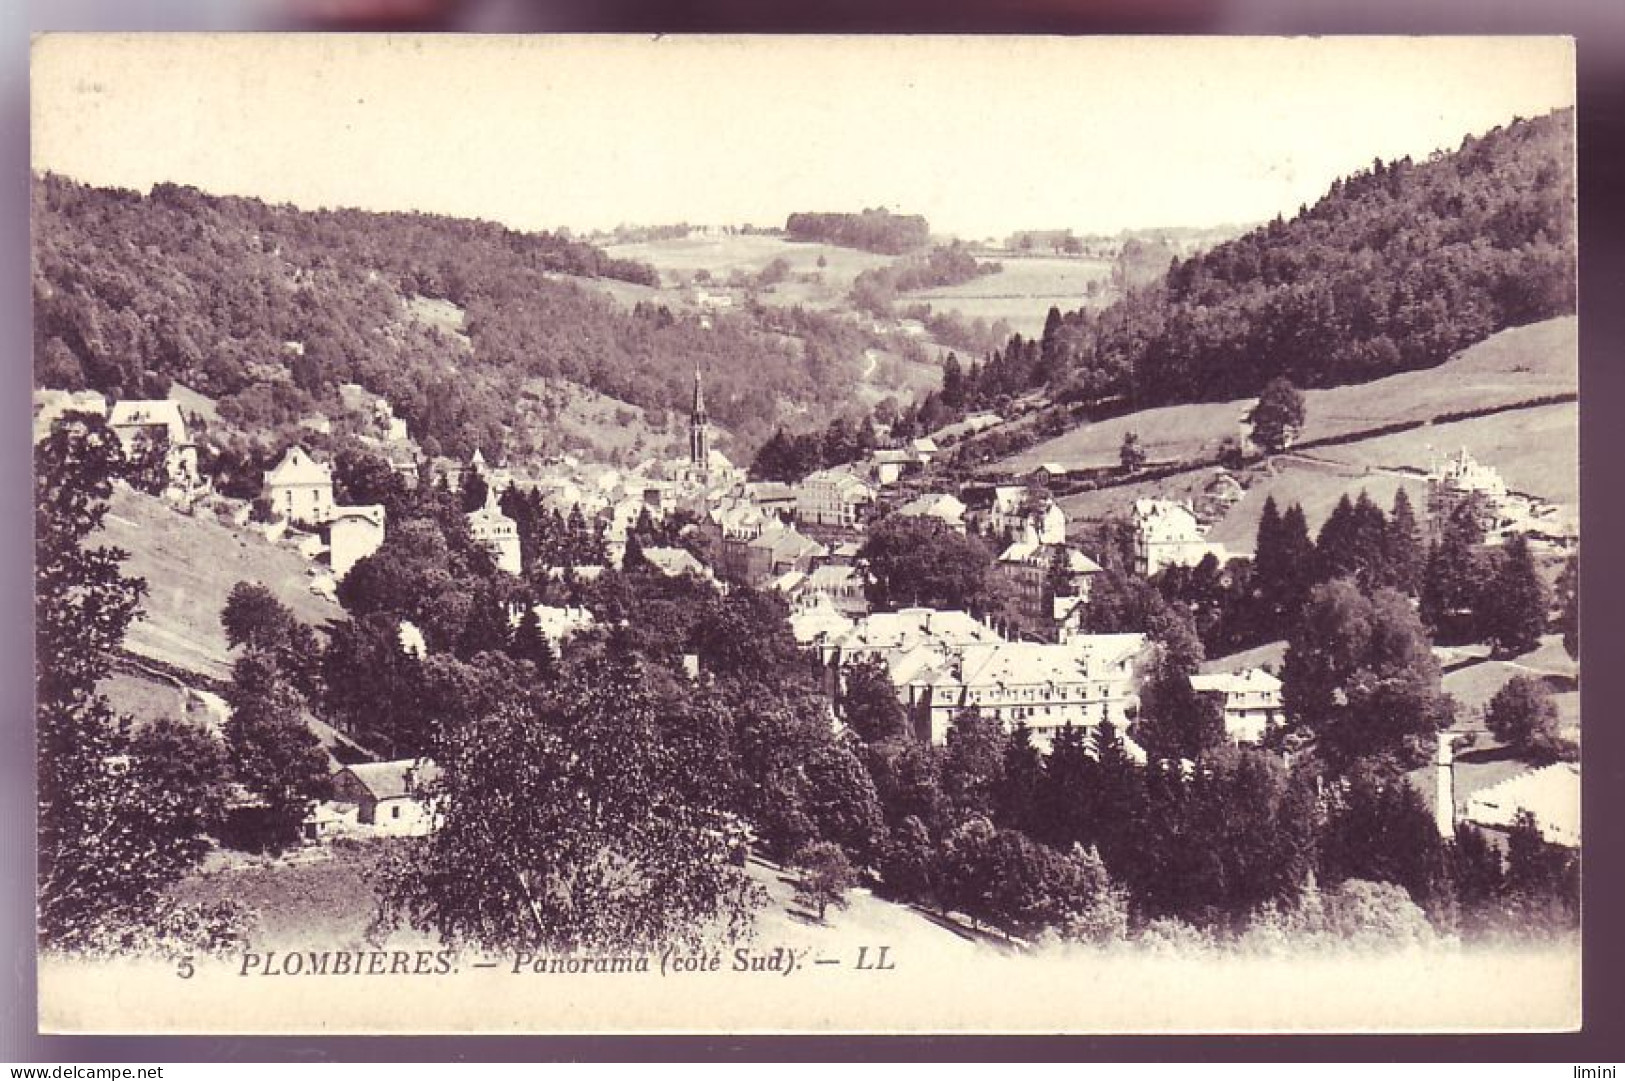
[31, 174, 876, 458]
[925, 109, 1576, 432]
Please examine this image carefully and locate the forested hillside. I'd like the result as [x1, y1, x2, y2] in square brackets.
[31, 175, 871, 457]
[909, 109, 1575, 434]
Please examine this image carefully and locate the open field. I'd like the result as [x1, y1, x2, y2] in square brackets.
[1059, 397, 1576, 555]
[170, 840, 418, 951]
[602, 233, 893, 308]
[1309, 402, 1578, 514]
[1058, 458, 1432, 557]
[602, 235, 1112, 335]
[101, 488, 344, 682]
[910, 255, 1111, 336]
[1003, 317, 1577, 475]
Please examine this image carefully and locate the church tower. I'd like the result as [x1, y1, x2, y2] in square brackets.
[689, 367, 711, 475]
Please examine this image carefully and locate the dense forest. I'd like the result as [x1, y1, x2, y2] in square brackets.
[784, 208, 932, 254]
[31, 176, 877, 458]
[915, 110, 1576, 432]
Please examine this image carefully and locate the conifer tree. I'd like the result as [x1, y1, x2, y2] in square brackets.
[1385, 488, 1425, 596]
[1485, 534, 1548, 657]
[994, 723, 1043, 834]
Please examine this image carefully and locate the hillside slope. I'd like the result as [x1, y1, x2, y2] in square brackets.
[1004, 316, 1576, 474]
[100, 488, 343, 683]
[918, 109, 1575, 443]
[31, 174, 877, 459]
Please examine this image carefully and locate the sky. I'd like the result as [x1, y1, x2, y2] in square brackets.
[31, 35, 1575, 240]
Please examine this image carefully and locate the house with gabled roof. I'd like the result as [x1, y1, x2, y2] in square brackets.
[641, 545, 714, 582]
[995, 534, 1102, 625]
[1133, 498, 1227, 577]
[265, 446, 335, 526]
[743, 523, 827, 586]
[796, 466, 877, 530]
[330, 758, 443, 836]
[894, 492, 968, 533]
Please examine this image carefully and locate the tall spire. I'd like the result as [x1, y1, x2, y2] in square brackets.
[689, 366, 711, 472]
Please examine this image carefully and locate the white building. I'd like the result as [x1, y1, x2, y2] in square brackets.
[967, 485, 1067, 544]
[894, 492, 968, 533]
[904, 634, 1148, 751]
[509, 603, 597, 646]
[788, 596, 857, 651]
[466, 491, 523, 576]
[1427, 447, 1518, 541]
[107, 398, 201, 493]
[328, 504, 386, 580]
[793, 563, 869, 617]
[1463, 762, 1581, 848]
[329, 759, 442, 837]
[1132, 498, 1227, 577]
[264, 446, 335, 526]
[1188, 667, 1284, 744]
[796, 467, 877, 530]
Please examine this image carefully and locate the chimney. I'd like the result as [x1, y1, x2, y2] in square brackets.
[682, 653, 701, 682]
[1434, 732, 1456, 839]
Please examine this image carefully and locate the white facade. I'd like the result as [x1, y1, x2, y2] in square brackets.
[467, 495, 523, 576]
[1133, 498, 1226, 577]
[1463, 762, 1581, 848]
[1189, 667, 1283, 744]
[265, 446, 335, 526]
[796, 467, 877, 529]
[328, 504, 386, 580]
[906, 634, 1148, 751]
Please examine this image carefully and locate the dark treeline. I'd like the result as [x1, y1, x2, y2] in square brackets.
[748, 414, 880, 484]
[32, 174, 870, 458]
[902, 111, 1576, 441]
[785, 208, 931, 254]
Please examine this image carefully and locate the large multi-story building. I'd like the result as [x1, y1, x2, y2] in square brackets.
[994, 534, 1103, 625]
[901, 634, 1148, 751]
[796, 467, 877, 530]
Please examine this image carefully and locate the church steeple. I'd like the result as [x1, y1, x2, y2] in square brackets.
[689, 367, 711, 472]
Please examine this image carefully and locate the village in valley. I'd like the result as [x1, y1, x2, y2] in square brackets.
[31, 38, 1581, 994]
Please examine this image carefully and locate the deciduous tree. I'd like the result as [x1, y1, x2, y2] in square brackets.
[373, 653, 764, 951]
[1247, 377, 1306, 454]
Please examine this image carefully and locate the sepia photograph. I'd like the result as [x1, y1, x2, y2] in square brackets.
[29, 34, 1580, 1035]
